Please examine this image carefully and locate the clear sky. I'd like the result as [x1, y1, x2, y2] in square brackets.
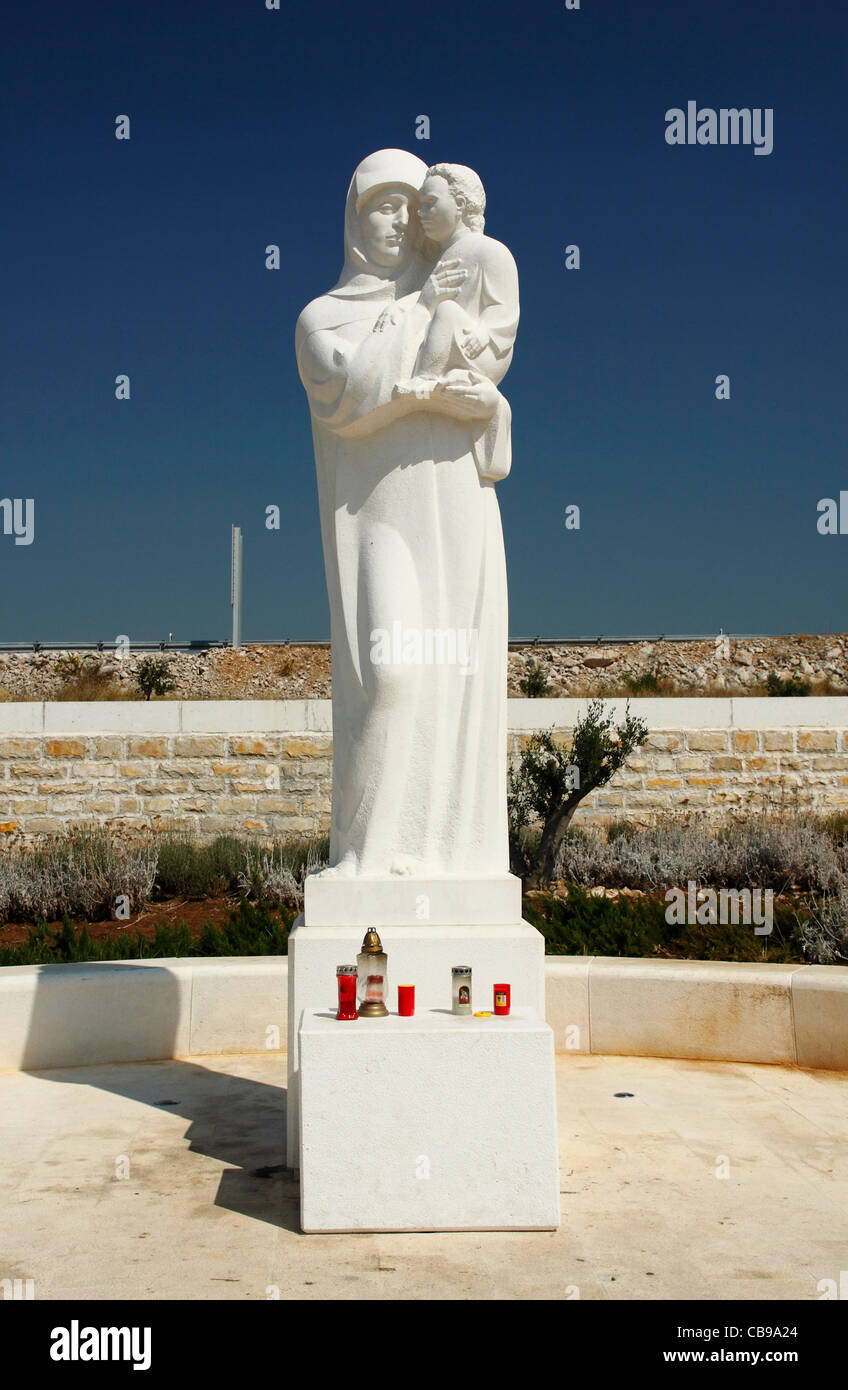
[2, 0, 846, 643]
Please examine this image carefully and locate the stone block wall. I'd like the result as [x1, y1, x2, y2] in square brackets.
[510, 724, 848, 823]
[0, 710, 333, 846]
[0, 699, 846, 847]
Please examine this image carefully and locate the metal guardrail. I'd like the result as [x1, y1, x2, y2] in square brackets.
[508, 634, 767, 647]
[0, 633, 813, 654]
[0, 640, 313, 652]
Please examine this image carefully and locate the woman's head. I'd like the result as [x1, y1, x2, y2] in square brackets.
[358, 186, 414, 269]
[340, 149, 430, 284]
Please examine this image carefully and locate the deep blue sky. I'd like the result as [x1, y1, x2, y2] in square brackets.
[2, 0, 846, 643]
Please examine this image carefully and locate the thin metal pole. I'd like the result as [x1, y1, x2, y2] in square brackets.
[231, 525, 243, 648]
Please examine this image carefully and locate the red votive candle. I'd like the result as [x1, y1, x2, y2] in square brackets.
[336, 965, 358, 1021]
[493, 983, 511, 1016]
[398, 984, 415, 1017]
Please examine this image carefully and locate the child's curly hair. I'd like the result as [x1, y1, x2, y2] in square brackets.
[426, 163, 486, 233]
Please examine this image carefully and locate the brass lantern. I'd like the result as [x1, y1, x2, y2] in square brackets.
[357, 929, 389, 1017]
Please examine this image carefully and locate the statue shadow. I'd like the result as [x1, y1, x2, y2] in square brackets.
[20, 962, 301, 1234]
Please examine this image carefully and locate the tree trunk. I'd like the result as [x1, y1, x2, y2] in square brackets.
[527, 792, 583, 888]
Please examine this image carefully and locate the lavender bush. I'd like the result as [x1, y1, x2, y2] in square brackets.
[0, 828, 157, 922]
[554, 815, 847, 892]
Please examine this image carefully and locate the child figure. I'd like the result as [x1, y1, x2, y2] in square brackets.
[391, 163, 519, 400]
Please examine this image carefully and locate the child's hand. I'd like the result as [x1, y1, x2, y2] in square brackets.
[373, 305, 400, 333]
[373, 294, 417, 333]
[460, 327, 488, 359]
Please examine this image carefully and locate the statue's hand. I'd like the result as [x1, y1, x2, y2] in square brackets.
[420, 259, 468, 312]
[459, 326, 488, 359]
[431, 370, 499, 421]
[373, 292, 419, 334]
[373, 305, 402, 334]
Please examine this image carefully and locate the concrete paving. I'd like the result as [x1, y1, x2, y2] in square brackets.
[1, 1052, 846, 1300]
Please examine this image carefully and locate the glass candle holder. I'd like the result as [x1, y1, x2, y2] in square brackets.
[398, 985, 415, 1017]
[451, 966, 472, 1015]
[493, 982, 511, 1016]
[357, 928, 389, 1017]
[336, 965, 358, 1021]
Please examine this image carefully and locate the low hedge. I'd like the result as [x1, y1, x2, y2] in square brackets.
[523, 885, 809, 963]
[0, 898, 296, 967]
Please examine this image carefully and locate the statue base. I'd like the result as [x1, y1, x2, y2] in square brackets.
[286, 916, 546, 1170]
[298, 1005, 560, 1232]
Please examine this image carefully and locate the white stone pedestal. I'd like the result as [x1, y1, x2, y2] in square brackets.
[286, 918, 546, 1169]
[304, 873, 522, 927]
[298, 1007, 560, 1233]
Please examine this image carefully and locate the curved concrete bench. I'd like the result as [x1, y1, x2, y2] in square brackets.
[0, 956, 845, 1072]
[546, 957, 848, 1071]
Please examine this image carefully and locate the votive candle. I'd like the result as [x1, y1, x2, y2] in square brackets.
[493, 982, 511, 1016]
[336, 965, 358, 1021]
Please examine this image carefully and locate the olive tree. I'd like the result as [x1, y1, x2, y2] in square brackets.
[508, 698, 648, 887]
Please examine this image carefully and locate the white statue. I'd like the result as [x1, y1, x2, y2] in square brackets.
[295, 149, 519, 881]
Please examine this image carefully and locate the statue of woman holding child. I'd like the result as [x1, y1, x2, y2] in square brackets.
[295, 149, 520, 882]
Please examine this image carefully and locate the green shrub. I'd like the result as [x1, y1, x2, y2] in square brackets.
[605, 819, 639, 843]
[194, 898, 293, 956]
[524, 886, 666, 956]
[766, 670, 811, 697]
[153, 831, 330, 903]
[155, 832, 246, 899]
[624, 666, 664, 695]
[0, 897, 295, 967]
[136, 657, 177, 701]
[519, 660, 551, 697]
[524, 885, 807, 963]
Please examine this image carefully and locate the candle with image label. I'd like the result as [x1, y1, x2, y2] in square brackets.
[452, 966, 472, 1015]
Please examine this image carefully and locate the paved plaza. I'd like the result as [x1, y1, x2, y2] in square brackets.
[2, 1052, 846, 1301]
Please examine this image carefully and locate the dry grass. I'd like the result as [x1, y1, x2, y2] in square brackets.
[53, 671, 139, 701]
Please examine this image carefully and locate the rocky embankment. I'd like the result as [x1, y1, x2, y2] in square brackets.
[0, 635, 845, 701]
[507, 635, 848, 697]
